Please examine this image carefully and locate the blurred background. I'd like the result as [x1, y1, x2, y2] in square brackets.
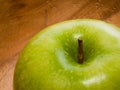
[0, 0, 120, 90]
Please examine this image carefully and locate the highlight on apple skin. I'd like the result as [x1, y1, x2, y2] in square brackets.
[14, 19, 120, 90]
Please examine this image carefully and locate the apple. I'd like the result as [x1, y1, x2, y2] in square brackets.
[14, 19, 120, 90]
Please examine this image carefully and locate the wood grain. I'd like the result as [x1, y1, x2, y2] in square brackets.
[0, 0, 120, 90]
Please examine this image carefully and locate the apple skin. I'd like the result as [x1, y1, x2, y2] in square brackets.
[14, 19, 120, 90]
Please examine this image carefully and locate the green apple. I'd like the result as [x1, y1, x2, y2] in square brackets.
[14, 19, 120, 90]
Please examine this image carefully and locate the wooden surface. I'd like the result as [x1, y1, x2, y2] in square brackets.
[1, 0, 120, 90]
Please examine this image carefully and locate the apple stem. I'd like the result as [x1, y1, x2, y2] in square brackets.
[78, 39, 84, 64]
